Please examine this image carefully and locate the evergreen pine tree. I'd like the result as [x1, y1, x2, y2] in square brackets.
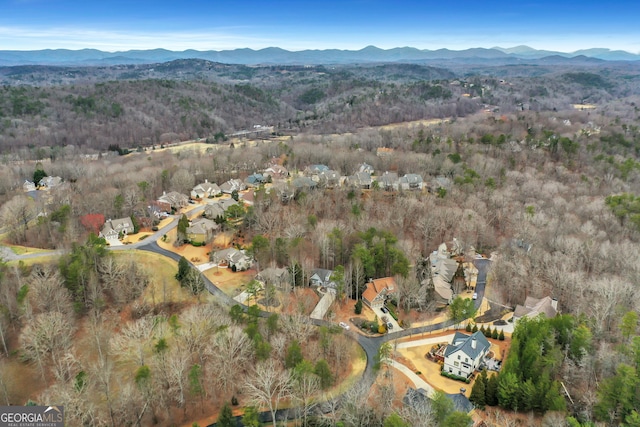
[485, 373, 499, 406]
[216, 403, 235, 427]
[469, 371, 487, 408]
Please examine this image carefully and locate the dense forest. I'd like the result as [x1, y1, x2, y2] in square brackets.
[0, 59, 639, 426]
[1, 60, 639, 154]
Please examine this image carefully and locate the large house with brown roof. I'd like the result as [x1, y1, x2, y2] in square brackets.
[513, 296, 558, 322]
[362, 277, 396, 309]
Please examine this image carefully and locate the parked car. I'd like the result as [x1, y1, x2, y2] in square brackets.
[339, 322, 350, 330]
[472, 292, 478, 300]
[387, 322, 393, 330]
[381, 306, 389, 314]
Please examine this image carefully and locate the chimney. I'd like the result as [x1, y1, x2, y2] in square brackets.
[551, 298, 558, 311]
[471, 337, 477, 350]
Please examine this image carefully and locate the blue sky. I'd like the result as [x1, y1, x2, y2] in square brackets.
[1, 0, 639, 53]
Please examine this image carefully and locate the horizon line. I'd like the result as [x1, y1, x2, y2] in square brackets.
[1, 45, 638, 55]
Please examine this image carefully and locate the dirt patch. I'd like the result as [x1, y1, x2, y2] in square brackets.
[211, 231, 234, 249]
[1, 359, 43, 405]
[204, 267, 256, 296]
[278, 288, 320, 316]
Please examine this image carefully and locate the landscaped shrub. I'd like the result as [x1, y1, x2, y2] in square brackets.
[441, 371, 471, 383]
[387, 302, 399, 321]
[354, 299, 363, 314]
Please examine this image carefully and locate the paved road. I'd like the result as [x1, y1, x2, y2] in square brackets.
[473, 258, 490, 310]
[0, 220, 492, 425]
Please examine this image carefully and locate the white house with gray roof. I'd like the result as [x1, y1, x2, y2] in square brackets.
[191, 180, 221, 199]
[100, 217, 135, 242]
[443, 331, 491, 379]
[399, 173, 424, 190]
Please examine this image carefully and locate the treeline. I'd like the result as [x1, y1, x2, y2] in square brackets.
[3, 61, 639, 154]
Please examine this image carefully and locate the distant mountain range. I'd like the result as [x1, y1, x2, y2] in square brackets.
[0, 45, 638, 66]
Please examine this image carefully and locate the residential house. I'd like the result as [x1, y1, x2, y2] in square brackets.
[377, 172, 399, 191]
[463, 262, 478, 291]
[309, 269, 335, 288]
[399, 174, 424, 190]
[204, 198, 239, 220]
[158, 191, 189, 211]
[263, 164, 289, 180]
[443, 331, 491, 379]
[318, 170, 341, 188]
[191, 180, 221, 199]
[513, 296, 558, 323]
[240, 189, 255, 206]
[362, 277, 396, 309]
[348, 171, 373, 189]
[100, 217, 135, 242]
[219, 179, 246, 194]
[38, 176, 62, 189]
[358, 163, 374, 175]
[304, 164, 329, 177]
[23, 180, 36, 192]
[292, 177, 317, 193]
[256, 267, 290, 289]
[429, 244, 460, 305]
[213, 248, 253, 271]
[148, 201, 171, 219]
[272, 181, 295, 203]
[186, 218, 219, 244]
[244, 173, 265, 188]
[204, 203, 225, 221]
[429, 176, 452, 194]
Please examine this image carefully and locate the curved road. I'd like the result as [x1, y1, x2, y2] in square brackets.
[1, 222, 491, 425]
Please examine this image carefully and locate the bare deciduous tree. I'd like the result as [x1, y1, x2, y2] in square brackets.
[19, 311, 75, 380]
[243, 360, 293, 427]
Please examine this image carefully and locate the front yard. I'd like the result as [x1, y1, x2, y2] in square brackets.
[391, 330, 511, 397]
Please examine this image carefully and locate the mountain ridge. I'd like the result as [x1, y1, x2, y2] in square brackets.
[1, 45, 638, 66]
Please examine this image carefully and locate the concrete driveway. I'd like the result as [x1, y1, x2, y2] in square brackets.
[371, 305, 402, 332]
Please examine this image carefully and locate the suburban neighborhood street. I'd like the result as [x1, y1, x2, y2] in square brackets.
[0, 217, 492, 425]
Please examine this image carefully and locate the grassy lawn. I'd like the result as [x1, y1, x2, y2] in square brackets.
[7, 254, 59, 267]
[204, 267, 256, 296]
[111, 250, 215, 305]
[4, 244, 53, 255]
